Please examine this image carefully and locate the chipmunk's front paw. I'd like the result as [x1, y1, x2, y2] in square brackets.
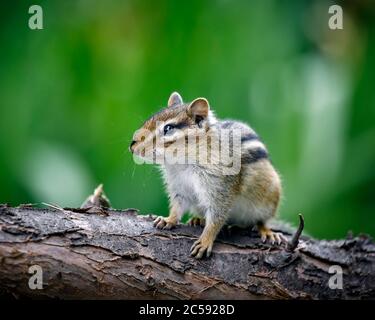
[153, 216, 177, 230]
[258, 225, 287, 245]
[190, 236, 214, 259]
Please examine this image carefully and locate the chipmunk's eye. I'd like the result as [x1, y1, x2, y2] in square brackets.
[163, 124, 175, 135]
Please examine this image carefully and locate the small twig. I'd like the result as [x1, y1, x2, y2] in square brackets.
[286, 214, 304, 252]
[81, 184, 111, 209]
[41, 202, 65, 211]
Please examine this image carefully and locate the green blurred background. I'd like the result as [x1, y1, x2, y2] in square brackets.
[0, 0, 374, 239]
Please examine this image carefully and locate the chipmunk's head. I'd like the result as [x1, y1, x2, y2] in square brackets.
[130, 92, 216, 163]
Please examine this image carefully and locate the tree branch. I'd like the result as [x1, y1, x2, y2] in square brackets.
[0, 203, 374, 299]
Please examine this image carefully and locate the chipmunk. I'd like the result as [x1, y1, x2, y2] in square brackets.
[130, 92, 285, 259]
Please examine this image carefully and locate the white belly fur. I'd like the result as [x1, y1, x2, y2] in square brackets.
[186, 195, 273, 227]
[226, 196, 272, 227]
[164, 166, 273, 226]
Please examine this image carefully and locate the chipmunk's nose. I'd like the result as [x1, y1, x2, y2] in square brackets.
[129, 140, 136, 153]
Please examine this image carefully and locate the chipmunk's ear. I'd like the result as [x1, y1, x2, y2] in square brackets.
[187, 98, 210, 122]
[167, 92, 183, 107]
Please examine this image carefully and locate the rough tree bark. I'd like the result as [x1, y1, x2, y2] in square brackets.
[0, 203, 374, 300]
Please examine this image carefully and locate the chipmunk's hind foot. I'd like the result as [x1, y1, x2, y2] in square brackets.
[258, 223, 287, 245]
[188, 217, 205, 227]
